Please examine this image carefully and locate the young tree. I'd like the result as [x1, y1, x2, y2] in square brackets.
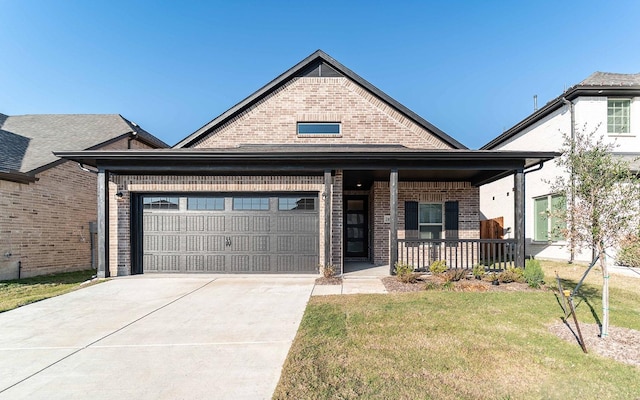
[550, 126, 640, 338]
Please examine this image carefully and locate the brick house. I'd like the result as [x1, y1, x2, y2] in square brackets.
[57, 51, 556, 277]
[0, 114, 167, 279]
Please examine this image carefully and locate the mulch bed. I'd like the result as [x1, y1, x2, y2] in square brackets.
[382, 274, 544, 293]
[549, 321, 640, 368]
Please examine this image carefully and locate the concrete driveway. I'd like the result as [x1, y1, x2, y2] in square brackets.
[0, 275, 315, 400]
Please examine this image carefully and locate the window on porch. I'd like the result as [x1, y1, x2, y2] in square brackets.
[419, 203, 443, 239]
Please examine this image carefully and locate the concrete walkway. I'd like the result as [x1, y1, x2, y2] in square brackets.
[312, 277, 388, 296]
[0, 276, 315, 400]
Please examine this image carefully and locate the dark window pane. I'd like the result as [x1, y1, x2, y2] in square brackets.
[187, 197, 224, 210]
[233, 197, 269, 210]
[144, 197, 179, 210]
[278, 197, 315, 211]
[297, 123, 340, 134]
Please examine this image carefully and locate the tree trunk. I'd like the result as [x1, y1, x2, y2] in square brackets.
[600, 248, 609, 339]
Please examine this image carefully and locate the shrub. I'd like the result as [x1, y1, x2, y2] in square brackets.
[444, 269, 467, 282]
[442, 281, 454, 291]
[617, 235, 640, 267]
[497, 266, 525, 283]
[524, 259, 545, 288]
[319, 264, 336, 278]
[394, 262, 419, 283]
[472, 264, 485, 279]
[429, 260, 447, 275]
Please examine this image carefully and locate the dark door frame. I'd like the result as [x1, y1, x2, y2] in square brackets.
[344, 195, 369, 259]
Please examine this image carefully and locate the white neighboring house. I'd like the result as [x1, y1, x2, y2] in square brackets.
[480, 72, 640, 264]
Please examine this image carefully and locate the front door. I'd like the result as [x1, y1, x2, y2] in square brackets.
[344, 196, 368, 258]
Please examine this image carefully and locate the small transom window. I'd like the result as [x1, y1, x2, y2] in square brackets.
[187, 197, 224, 210]
[278, 197, 316, 211]
[297, 122, 341, 135]
[143, 197, 179, 210]
[233, 197, 270, 210]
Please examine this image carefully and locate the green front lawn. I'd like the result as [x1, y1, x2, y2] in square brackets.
[0, 269, 98, 313]
[274, 262, 640, 399]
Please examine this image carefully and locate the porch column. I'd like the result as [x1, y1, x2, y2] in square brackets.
[97, 168, 110, 278]
[389, 169, 398, 274]
[324, 169, 332, 268]
[514, 169, 525, 268]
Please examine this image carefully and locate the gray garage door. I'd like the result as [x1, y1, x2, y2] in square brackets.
[142, 194, 319, 273]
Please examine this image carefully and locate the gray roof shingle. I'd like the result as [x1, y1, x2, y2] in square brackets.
[579, 71, 640, 87]
[0, 114, 167, 174]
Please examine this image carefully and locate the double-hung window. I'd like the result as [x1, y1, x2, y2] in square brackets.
[418, 203, 443, 239]
[607, 99, 631, 134]
[533, 194, 565, 241]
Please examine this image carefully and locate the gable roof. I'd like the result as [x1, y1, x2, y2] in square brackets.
[0, 114, 168, 176]
[482, 71, 640, 150]
[174, 50, 467, 149]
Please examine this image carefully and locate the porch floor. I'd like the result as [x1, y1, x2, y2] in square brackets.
[343, 261, 389, 278]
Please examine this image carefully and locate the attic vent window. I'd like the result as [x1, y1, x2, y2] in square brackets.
[297, 122, 341, 135]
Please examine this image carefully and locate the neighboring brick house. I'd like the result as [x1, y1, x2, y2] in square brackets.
[0, 114, 167, 279]
[57, 50, 555, 277]
[480, 72, 640, 263]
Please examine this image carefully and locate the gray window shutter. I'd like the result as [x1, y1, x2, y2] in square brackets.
[445, 201, 459, 239]
[405, 201, 418, 239]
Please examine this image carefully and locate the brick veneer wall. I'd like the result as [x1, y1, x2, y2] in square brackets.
[109, 174, 338, 276]
[193, 77, 453, 150]
[372, 181, 479, 266]
[0, 137, 155, 279]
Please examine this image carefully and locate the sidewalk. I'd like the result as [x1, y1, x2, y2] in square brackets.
[311, 277, 387, 296]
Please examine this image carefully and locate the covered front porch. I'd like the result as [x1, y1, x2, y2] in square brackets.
[338, 157, 544, 275]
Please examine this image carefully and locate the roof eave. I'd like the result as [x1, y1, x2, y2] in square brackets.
[481, 85, 640, 150]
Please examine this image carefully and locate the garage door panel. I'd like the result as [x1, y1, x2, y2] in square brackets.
[297, 256, 319, 272]
[275, 215, 317, 233]
[297, 236, 318, 252]
[144, 235, 180, 252]
[145, 255, 181, 272]
[230, 255, 250, 272]
[206, 255, 226, 272]
[185, 216, 206, 231]
[144, 214, 181, 232]
[206, 216, 225, 231]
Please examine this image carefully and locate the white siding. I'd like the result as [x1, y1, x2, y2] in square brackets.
[480, 95, 640, 263]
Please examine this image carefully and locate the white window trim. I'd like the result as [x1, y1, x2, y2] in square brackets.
[532, 194, 566, 244]
[418, 202, 444, 239]
[607, 98, 632, 136]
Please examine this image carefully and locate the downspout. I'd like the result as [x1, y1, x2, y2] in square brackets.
[519, 161, 547, 263]
[562, 97, 576, 263]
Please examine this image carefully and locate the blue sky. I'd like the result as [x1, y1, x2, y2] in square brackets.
[2, 1, 639, 148]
